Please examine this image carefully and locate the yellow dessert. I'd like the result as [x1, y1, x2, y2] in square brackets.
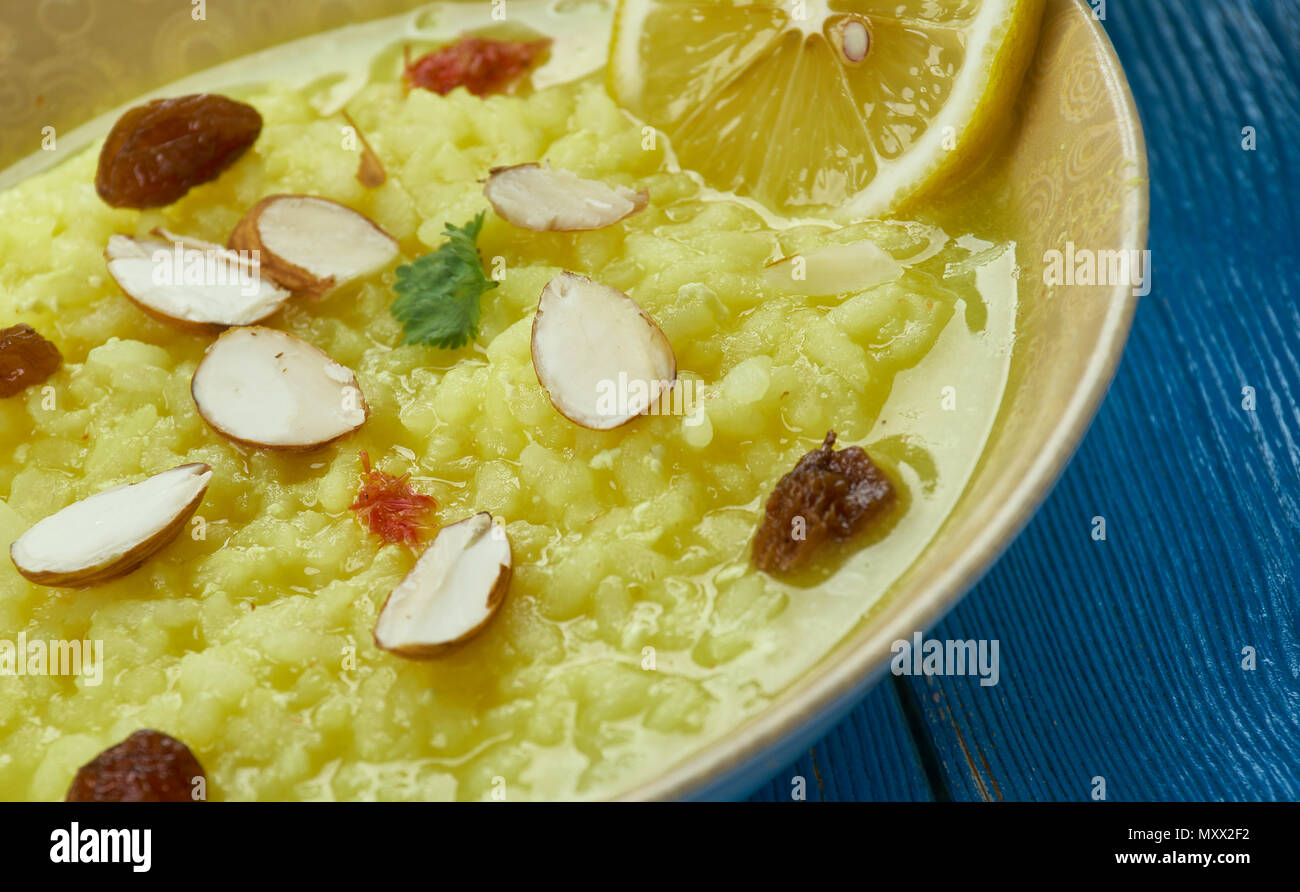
[0, 1, 1029, 800]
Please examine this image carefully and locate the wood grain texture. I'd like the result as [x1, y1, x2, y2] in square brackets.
[749, 681, 934, 801]
[752, 0, 1300, 802]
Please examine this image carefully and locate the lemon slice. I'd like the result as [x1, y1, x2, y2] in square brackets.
[609, 0, 1044, 218]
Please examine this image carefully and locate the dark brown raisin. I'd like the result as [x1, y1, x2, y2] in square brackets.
[0, 324, 62, 397]
[752, 430, 896, 573]
[65, 730, 206, 802]
[95, 94, 262, 209]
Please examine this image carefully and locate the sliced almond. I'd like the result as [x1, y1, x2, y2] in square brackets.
[191, 326, 368, 450]
[342, 110, 387, 189]
[373, 513, 512, 658]
[10, 463, 211, 588]
[105, 233, 290, 332]
[150, 227, 225, 254]
[228, 194, 399, 297]
[484, 163, 649, 231]
[120, 226, 269, 274]
[762, 240, 903, 296]
[531, 271, 677, 430]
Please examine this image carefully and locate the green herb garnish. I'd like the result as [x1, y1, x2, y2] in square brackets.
[390, 212, 498, 349]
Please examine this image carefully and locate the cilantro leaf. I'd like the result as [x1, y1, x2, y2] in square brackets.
[390, 212, 498, 349]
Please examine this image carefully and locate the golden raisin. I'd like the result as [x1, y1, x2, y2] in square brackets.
[66, 730, 206, 802]
[0, 324, 61, 397]
[752, 431, 896, 573]
[95, 94, 262, 209]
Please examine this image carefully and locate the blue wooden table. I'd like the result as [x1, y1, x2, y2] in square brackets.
[750, 0, 1300, 802]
